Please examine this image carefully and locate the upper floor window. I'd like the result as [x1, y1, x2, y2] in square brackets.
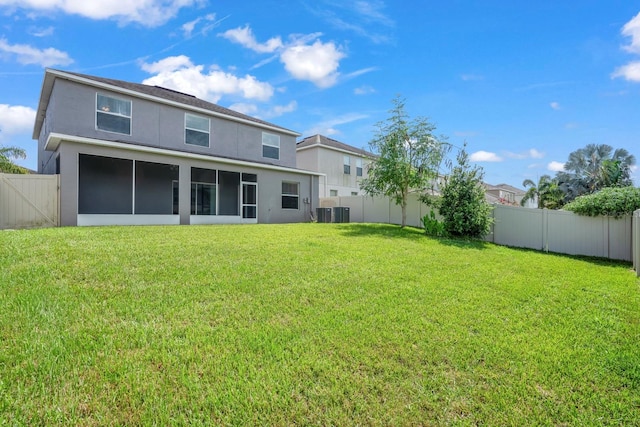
[185, 113, 210, 147]
[356, 158, 363, 177]
[262, 132, 280, 159]
[96, 94, 131, 135]
[343, 155, 351, 174]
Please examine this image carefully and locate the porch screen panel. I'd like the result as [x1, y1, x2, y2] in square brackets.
[78, 154, 132, 214]
[135, 161, 179, 214]
[191, 167, 216, 215]
[218, 170, 240, 215]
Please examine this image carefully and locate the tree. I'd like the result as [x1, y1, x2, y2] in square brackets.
[361, 96, 450, 227]
[439, 144, 493, 238]
[0, 146, 28, 174]
[521, 175, 564, 209]
[556, 144, 635, 203]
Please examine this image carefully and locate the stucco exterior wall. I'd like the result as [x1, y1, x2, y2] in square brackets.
[57, 140, 316, 226]
[43, 79, 297, 170]
[297, 146, 370, 197]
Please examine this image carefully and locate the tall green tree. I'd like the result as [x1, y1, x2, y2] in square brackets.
[439, 145, 492, 238]
[0, 145, 28, 174]
[361, 96, 450, 227]
[521, 175, 564, 209]
[556, 144, 635, 202]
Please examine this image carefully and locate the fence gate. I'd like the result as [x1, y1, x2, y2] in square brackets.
[0, 173, 59, 229]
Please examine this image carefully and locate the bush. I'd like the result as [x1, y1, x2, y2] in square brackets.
[564, 186, 640, 218]
[422, 211, 446, 237]
[439, 147, 493, 238]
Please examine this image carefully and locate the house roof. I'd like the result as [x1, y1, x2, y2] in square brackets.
[484, 182, 525, 195]
[296, 134, 375, 157]
[33, 68, 299, 139]
[494, 183, 525, 195]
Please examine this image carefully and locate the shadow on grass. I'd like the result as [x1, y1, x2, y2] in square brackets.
[336, 223, 493, 250]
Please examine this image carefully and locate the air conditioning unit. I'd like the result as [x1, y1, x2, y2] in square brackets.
[316, 207, 332, 223]
[333, 206, 350, 223]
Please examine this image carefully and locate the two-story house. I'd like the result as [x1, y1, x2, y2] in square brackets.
[33, 69, 320, 226]
[295, 134, 374, 197]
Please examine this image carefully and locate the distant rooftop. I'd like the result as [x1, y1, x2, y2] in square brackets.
[296, 134, 375, 157]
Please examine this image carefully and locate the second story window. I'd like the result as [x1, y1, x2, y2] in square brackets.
[356, 159, 363, 177]
[96, 94, 131, 135]
[262, 132, 280, 159]
[343, 155, 351, 174]
[185, 113, 210, 147]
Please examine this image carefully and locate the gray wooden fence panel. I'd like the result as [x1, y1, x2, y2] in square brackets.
[0, 173, 59, 229]
[547, 210, 606, 258]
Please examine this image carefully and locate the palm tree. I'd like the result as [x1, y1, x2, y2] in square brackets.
[0, 145, 28, 174]
[521, 175, 563, 209]
[557, 144, 635, 202]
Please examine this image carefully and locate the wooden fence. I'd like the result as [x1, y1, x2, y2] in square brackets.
[0, 173, 59, 229]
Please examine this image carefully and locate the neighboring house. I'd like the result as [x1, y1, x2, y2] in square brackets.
[484, 183, 531, 207]
[296, 134, 374, 197]
[34, 69, 320, 226]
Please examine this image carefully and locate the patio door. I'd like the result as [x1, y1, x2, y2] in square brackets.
[242, 173, 257, 220]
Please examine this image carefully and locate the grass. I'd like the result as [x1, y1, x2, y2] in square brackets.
[1, 223, 639, 425]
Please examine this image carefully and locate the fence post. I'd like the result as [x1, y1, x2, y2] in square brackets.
[542, 208, 548, 252]
[631, 209, 640, 277]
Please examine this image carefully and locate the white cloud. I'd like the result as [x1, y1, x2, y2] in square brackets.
[0, 38, 72, 67]
[0, 104, 36, 141]
[181, 14, 218, 38]
[547, 161, 565, 172]
[0, 0, 198, 27]
[470, 151, 503, 162]
[612, 61, 640, 82]
[506, 148, 545, 160]
[304, 113, 368, 136]
[228, 102, 258, 115]
[550, 101, 560, 110]
[280, 39, 345, 88]
[354, 85, 375, 95]
[309, 1, 394, 44]
[564, 122, 579, 129]
[621, 11, 640, 54]
[141, 56, 274, 103]
[218, 25, 347, 88]
[219, 25, 283, 53]
[28, 26, 54, 37]
[528, 148, 544, 159]
[228, 100, 297, 119]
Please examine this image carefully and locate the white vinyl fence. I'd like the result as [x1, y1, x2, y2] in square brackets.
[322, 196, 637, 264]
[486, 204, 633, 262]
[0, 173, 59, 229]
[320, 194, 436, 228]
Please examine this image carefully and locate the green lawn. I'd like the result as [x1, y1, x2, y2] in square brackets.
[1, 223, 639, 425]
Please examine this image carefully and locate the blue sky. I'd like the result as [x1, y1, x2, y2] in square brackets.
[1, 1, 639, 187]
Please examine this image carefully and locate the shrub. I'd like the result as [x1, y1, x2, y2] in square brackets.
[564, 186, 640, 218]
[421, 210, 446, 237]
[439, 147, 493, 238]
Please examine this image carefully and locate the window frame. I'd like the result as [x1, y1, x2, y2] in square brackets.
[185, 113, 210, 147]
[343, 155, 351, 175]
[281, 181, 299, 210]
[96, 93, 132, 136]
[356, 158, 363, 177]
[262, 132, 280, 160]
